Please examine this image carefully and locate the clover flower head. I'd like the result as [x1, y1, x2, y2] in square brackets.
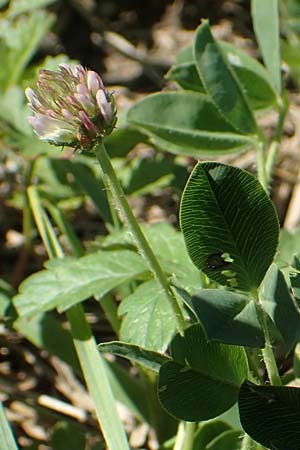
[25, 64, 117, 150]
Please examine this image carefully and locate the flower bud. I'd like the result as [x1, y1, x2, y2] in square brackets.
[25, 64, 117, 151]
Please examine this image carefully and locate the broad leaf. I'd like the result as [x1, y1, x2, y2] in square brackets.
[13, 250, 149, 317]
[127, 91, 256, 157]
[260, 263, 300, 354]
[99, 341, 170, 373]
[166, 62, 205, 92]
[168, 42, 277, 112]
[118, 280, 177, 352]
[251, 0, 281, 93]
[221, 41, 278, 111]
[239, 380, 300, 450]
[158, 324, 248, 421]
[180, 162, 279, 291]
[190, 289, 264, 347]
[102, 222, 201, 294]
[193, 20, 257, 134]
[143, 222, 201, 293]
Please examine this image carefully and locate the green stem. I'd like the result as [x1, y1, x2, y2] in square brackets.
[173, 422, 185, 450]
[30, 188, 130, 450]
[181, 422, 196, 450]
[257, 141, 268, 192]
[254, 299, 281, 386]
[95, 141, 186, 332]
[257, 97, 288, 193]
[166, 421, 196, 450]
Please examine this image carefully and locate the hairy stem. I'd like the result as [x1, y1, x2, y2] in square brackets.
[95, 141, 186, 332]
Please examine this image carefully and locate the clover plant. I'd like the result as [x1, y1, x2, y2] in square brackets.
[2, 1, 300, 450]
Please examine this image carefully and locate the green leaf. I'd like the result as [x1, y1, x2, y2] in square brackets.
[143, 222, 201, 293]
[260, 263, 300, 354]
[168, 42, 277, 112]
[193, 20, 257, 134]
[104, 124, 147, 158]
[239, 380, 300, 450]
[193, 420, 232, 450]
[251, 0, 281, 93]
[7, 0, 56, 16]
[175, 44, 193, 64]
[99, 341, 170, 372]
[33, 156, 111, 223]
[221, 41, 278, 112]
[127, 91, 256, 157]
[121, 157, 184, 196]
[118, 280, 177, 352]
[64, 159, 111, 224]
[0, 11, 54, 88]
[165, 62, 205, 92]
[217, 404, 242, 430]
[207, 429, 241, 450]
[277, 228, 300, 266]
[0, 86, 32, 134]
[13, 250, 149, 317]
[0, 403, 19, 450]
[180, 162, 279, 291]
[158, 324, 248, 421]
[190, 289, 264, 347]
[102, 222, 201, 294]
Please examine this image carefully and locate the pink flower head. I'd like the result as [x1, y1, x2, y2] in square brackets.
[25, 64, 117, 150]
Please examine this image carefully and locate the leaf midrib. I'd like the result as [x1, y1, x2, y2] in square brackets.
[202, 165, 254, 290]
